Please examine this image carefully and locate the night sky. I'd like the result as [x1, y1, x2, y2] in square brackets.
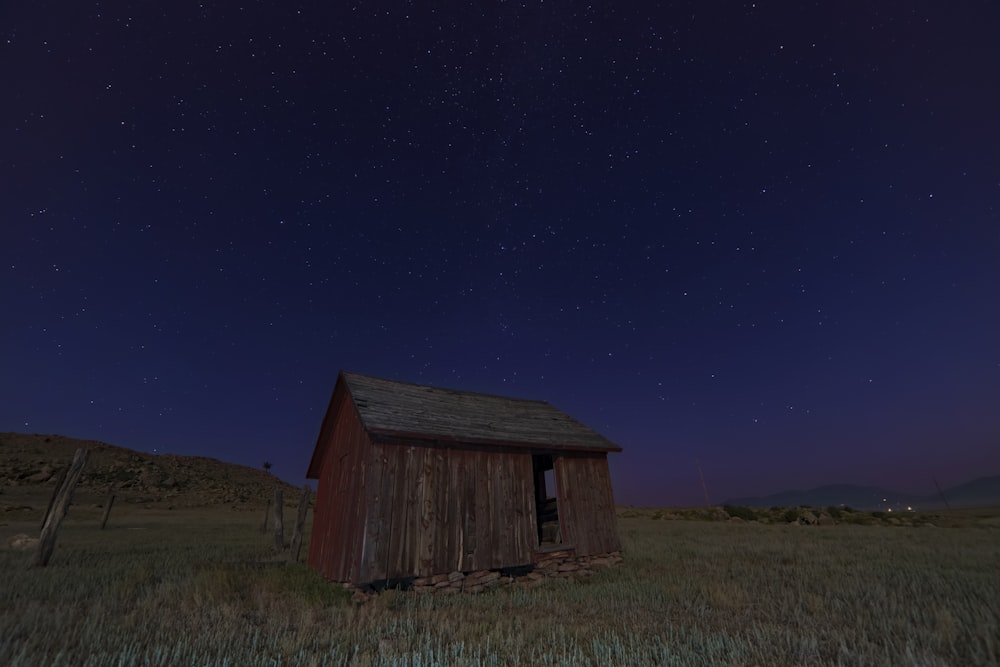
[4, 2, 999, 506]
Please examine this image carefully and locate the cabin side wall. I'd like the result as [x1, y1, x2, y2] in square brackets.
[554, 453, 621, 556]
[307, 391, 371, 582]
[360, 443, 537, 583]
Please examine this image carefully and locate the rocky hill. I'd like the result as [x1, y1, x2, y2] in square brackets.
[0, 432, 303, 508]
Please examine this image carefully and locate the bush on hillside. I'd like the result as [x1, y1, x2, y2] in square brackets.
[723, 504, 757, 521]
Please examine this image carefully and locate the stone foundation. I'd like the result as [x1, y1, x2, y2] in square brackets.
[346, 550, 623, 600]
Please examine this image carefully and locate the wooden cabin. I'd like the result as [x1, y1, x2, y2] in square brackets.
[305, 371, 622, 587]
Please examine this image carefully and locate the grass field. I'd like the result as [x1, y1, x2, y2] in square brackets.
[2, 502, 998, 666]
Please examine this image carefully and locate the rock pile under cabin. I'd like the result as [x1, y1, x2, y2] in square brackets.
[305, 371, 623, 596]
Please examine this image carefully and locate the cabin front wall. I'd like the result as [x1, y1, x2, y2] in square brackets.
[307, 391, 371, 582]
[554, 453, 621, 556]
[359, 443, 537, 583]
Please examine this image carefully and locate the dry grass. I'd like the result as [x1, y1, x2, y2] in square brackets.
[1, 503, 998, 666]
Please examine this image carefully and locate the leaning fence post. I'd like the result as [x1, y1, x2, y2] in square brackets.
[99, 489, 116, 530]
[40, 466, 68, 531]
[290, 485, 310, 562]
[35, 448, 89, 567]
[272, 488, 284, 552]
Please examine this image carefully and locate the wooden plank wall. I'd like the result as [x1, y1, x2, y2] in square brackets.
[554, 453, 621, 556]
[307, 391, 371, 582]
[361, 444, 537, 582]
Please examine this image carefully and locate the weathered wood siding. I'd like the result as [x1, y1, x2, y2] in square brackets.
[554, 453, 620, 556]
[307, 388, 370, 582]
[359, 443, 537, 582]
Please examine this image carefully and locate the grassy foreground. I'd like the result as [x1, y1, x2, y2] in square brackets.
[1, 505, 998, 666]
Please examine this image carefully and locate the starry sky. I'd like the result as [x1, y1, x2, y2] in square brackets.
[3, 2, 999, 506]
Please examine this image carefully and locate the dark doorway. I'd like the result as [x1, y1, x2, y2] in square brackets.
[533, 455, 561, 545]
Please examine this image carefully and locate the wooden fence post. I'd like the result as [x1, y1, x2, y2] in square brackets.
[35, 448, 89, 567]
[272, 488, 284, 552]
[290, 485, 310, 562]
[260, 498, 271, 534]
[99, 489, 116, 530]
[40, 466, 68, 531]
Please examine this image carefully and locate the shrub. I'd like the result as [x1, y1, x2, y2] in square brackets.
[783, 508, 801, 523]
[723, 505, 757, 521]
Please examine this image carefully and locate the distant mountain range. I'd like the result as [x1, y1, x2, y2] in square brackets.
[724, 475, 1000, 510]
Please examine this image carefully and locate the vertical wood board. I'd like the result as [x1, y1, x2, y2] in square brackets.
[555, 454, 620, 556]
[307, 390, 371, 581]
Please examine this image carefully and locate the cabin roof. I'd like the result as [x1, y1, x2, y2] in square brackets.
[339, 371, 622, 453]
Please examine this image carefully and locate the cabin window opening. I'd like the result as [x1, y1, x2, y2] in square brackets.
[533, 455, 561, 546]
[544, 468, 556, 498]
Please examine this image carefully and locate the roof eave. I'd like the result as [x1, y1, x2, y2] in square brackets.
[367, 427, 622, 454]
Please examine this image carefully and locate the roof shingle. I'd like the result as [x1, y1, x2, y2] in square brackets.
[341, 372, 621, 452]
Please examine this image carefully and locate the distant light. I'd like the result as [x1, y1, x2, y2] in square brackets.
[907, 506, 912, 511]
[887, 508, 892, 512]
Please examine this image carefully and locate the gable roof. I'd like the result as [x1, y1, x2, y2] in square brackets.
[325, 370, 620, 454]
